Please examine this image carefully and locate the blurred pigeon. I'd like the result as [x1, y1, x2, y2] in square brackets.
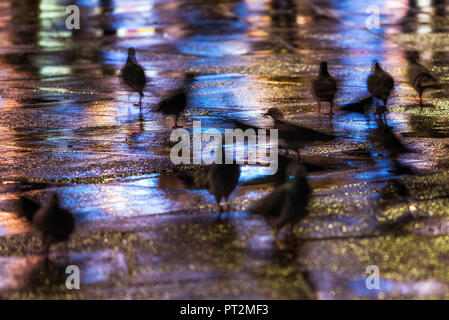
[370, 118, 413, 173]
[194, 150, 240, 218]
[250, 162, 311, 246]
[312, 61, 338, 114]
[370, 118, 410, 158]
[155, 73, 195, 128]
[367, 61, 394, 117]
[407, 58, 440, 106]
[341, 96, 373, 115]
[121, 47, 146, 108]
[20, 194, 74, 260]
[241, 154, 332, 187]
[264, 108, 335, 155]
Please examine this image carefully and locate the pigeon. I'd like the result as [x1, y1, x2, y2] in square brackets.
[154, 73, 195, 128]
[312, 61, 338, 114]
[19, 194, 75, 259]
[194, 149, 240, 218]
[341, 96, 373, 115]
[250, 162, 311, 246]
[370, 118, 410, 159]
[407, 58, 440, 106]
[264, 108, 335, 155]
[367, 61, 394, 117]
[121, 47, 146, 108]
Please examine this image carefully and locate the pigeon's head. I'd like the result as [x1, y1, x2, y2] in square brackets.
[183, 72, 196, 85]
[263, 108, 284, 120]
[127, 47, 137, 62]
[286, 162, 307, 183]
[46, 193, 61, 210]
[406, 51, 419, 63]
[372, 60, 381, 70]
[319, 61, 329, 75]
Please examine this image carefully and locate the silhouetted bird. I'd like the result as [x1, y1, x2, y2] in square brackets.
[250, 162, 311, 246]
[371, 119, 410, 158]
[194, 150, 240, 218]
[20, 194, 75, 260]
[370, 118, 412, 173]
[367, 61, 394, 118]
[407, 58, 440, 106]
[264, 108, 335, 155]
[121, 47, 146, 108]
[312, 61, 337, 114]
[341, 96, 373, 115]
[155, 73, 195, 128]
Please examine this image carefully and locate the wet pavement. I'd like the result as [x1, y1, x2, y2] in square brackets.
[1, 0, 449, 299]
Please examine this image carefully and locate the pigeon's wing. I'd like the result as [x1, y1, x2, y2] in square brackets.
[407, 62, 439, 91]
[312, 76, 337, 99]
[231, 119, 264, 132]
[341, 96, 373, 113]
[276, 119, 335, 143]
[123, 64, 146, 93]
[250, 185, 286, 219]
[193, 166, 211, 189]
[368, 71, 394, 99]
[367, 73, 377, 95]
[18, 197, 41, 222]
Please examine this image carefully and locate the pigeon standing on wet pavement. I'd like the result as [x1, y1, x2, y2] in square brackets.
[369, 118, 412, 173]
[154, 73, 195, 128]
[250, 162, 311, 246]
[407, 58, 440, 106]
[20, 193, 75, 260]
[312, 61, 337, 114]
[264, 108, 335, 156]
[194, 149, 240, 218]
[367, 60, 394, 119]
[121, 47, 147, 108]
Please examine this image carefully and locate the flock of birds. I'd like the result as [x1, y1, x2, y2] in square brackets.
[18, 47, 442, 259]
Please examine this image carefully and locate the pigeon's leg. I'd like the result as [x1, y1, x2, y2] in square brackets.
[64, 241, 70, 264]
[419, 93, 423, 107]
[173, 115, 182, 129]
[42, 235, 51, 262]
[215, 195, 223, 220]
[138, 94, 143, 110]
[224, 196, 231, 212]
[329, 100, 334, 115]
[273, 227, 283, 247]
[317, 101, 321, 113]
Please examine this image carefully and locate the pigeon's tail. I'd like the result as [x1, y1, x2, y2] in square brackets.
[19, 197, 41, 223]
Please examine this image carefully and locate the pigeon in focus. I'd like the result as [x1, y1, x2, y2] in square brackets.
[250, 161, 311, 246]
[121, 47, 146, 108]
[19, 193, 75, 260]
[407, 56, 440, 106]
[155, 73, 195, 128]
[312, 61, 338, 114]
[367, 60, 394, 119]
[194, 149, 240, 218]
